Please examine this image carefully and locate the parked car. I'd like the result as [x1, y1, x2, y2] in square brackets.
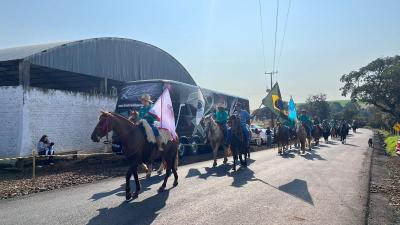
[250, 124, 268, 146]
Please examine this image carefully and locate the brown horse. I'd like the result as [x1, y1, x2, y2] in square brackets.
[91, 111, 178, 200]
[128, 110, 169, 177]
[228, 115, 247, 171]
[295, 122, 307, 154]
[203, 114, 229, 168]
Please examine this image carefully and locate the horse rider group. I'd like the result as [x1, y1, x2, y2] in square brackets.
[212, 102, 252, 148]
[136, 93, 252, 152]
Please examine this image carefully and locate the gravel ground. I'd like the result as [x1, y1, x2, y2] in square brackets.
[0, 156, 130, 200]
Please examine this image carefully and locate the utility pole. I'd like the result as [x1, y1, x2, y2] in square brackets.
[265, 71, 278, 128]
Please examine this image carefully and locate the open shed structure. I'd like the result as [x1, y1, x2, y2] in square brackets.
[0, 37, 196, 157]
[0, 37, 196, 95]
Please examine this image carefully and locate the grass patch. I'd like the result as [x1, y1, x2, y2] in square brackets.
[384, 135, 398, 156]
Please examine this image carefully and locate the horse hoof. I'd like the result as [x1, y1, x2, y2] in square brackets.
[132, 192, 139, 199]
[213, 162, 217, 168]
[223, 159, 228, 164]
[125, 192, 132, 201]
[146, 173, 151, 179]
[173, 181, 178, 187]
[158, 186, 165, 193]
[157, 170, 162, 175]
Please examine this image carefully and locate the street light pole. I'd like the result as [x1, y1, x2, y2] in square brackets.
[265, 71, 278, 128]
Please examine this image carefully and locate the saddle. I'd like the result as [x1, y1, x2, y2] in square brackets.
[137, 119, 173, 145]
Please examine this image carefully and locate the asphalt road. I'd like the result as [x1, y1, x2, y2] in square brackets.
[0, 129, 372, 225]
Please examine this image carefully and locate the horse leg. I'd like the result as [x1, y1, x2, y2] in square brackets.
[158, 163, 172, 193]
[125, 163, 135, 200]
[146, 163, 153, 178]
[212, 143, 218, 168]
[232, 152, 237, 171]
[157, 161, 164, 175]
[132, 167, 140, 198]
[223, 145, 228, 164]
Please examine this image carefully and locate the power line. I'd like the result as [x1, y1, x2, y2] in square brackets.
[258, 0, 267, 74]
[272, 0, 280, 75]
[277, 0, 292, 71]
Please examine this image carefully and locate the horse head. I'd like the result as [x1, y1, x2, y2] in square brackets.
[91, 111, 113, 142]
[128, 110, 140, 124]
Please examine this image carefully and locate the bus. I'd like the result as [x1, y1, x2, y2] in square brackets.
[112, 79, 250, 157]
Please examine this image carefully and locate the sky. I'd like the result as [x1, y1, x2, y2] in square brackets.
[0, 0, 399, 109]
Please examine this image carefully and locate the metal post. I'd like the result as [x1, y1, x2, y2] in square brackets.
[32, 149, 36, 180]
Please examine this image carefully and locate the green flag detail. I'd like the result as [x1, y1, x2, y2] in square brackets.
[262, 83, 284, 116]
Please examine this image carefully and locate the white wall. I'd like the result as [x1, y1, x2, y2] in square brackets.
[0, 86, 117, 157]
[0, 86, 23, 157]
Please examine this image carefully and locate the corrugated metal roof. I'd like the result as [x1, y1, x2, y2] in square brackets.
[0, 37, 196, 85]
[0, 42, 69, 61]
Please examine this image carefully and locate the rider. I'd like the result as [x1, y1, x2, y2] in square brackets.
[235, 103, 251, 147]
[215, 104, 229, 146]
[298, 109, 312, 137]
[138, 94, 163, 151]
[313, 115, 321, 125]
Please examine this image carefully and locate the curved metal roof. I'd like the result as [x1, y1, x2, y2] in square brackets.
[0, 37, 196, 85]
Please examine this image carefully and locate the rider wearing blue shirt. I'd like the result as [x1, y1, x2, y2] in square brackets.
[235, 103, 251, 147]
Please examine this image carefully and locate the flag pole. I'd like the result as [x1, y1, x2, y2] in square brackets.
[265, 71, 278, 128]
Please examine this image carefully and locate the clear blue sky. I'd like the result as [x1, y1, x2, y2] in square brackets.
[1, 0, 399, 109]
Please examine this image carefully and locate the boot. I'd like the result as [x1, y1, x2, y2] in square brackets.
[156, 137, 163, 151]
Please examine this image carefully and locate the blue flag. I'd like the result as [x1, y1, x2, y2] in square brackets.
[288, 97, 297, 121]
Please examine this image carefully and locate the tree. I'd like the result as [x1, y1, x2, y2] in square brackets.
[304, 93, 330, 119]
[340, 55, 400, 120]
[342, 101, 361, 122]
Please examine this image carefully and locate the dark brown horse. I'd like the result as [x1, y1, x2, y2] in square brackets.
[91, 111, 178, 200]
[228, 115, 247, 171]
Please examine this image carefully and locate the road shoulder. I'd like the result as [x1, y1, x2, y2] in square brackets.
[367, 131, 400, 225]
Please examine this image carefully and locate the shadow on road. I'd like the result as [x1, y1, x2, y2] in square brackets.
[345, 143, 359, 147]
[87, 190, 170, 225]
[255, 178, 314, 206]
[301, 150, 326, 161]
[278, 179, 314, 206]
[229, 167, 258, 188]
[89, 174, 166, 201]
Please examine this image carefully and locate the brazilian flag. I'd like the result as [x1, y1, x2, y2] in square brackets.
[262, 83, 285, 117]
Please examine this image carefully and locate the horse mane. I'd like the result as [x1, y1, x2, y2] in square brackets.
[108, 111, 137, 127]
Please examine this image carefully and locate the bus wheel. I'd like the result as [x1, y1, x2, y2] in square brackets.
[178, 144, 185, 157]
[191, 141, 198, 155]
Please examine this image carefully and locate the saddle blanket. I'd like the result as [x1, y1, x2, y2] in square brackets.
[138, 119, 173, 145]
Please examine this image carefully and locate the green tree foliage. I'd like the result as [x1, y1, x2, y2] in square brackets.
[340, 55, 400, 120]
[304, 93, 330, 119]
[342, 101, 361, 122]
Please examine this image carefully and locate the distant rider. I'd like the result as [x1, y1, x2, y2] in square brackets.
[235, 103, 251, 147]
[298, 109, 312, 137]
[139, 94, 163, 151]
[215, 104, 229, 146]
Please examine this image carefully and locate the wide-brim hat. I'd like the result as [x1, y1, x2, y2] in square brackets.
[217, 103, 225, 109]
[139, 94, 153, 103]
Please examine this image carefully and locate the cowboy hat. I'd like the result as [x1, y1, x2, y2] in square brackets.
[139, 94, 153, 103]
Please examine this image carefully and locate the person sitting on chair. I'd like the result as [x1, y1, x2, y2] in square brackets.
[138, 94, 163, 151]
[215, 104, 229, 146]
[37, 135, 55, 165]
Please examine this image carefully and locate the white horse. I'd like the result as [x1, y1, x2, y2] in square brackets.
[203, 115, 229, 167]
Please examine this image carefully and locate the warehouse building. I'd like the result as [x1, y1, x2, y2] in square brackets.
[0, 37, 196, 157]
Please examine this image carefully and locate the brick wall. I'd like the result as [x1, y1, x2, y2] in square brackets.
[0, 86, 23, 157]
[0, 86, 117, 157]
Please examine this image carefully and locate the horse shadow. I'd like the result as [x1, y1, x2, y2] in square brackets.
[86, 189, 171, 225]
[302, 151, 326, 161]
[229, 167, 258, 188]
[281, 149, 296, 158]
[186, 164, 231, 180]
[89, 174, 166, 201]
[318, 144, 330, 148]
